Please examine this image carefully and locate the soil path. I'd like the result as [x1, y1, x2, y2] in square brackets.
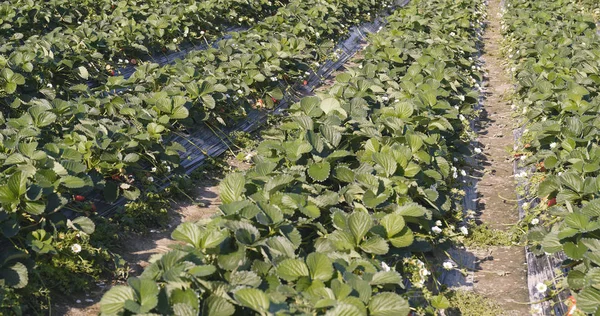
[469, 0, 529, 313]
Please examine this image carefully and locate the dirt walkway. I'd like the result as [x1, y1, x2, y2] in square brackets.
[469, 0, 529, 313]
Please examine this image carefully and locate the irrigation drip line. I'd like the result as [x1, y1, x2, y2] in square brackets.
[62, 0, 412, 219]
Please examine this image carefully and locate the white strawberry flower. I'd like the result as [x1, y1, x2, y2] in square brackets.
[432, 226, 442, 234]
[460, 170, 466, 177]
[47, 83, 53, 88]
[200, 31, 205, 35]
[166, 166, 171, 172]
[173, 38, 177, 43]
[147, 176, 154, 183]
[549, 142, 557, 149]
[151, 167, 157, 172]
[535, 283, 547, 293]
[460, 226, 468, 235]
[474, 148, 482, 154]
[435, 220, 442, 227]
[270, 77, 278, 82]
[443, 261, 453, 270]
[71, 243, 82, 253]
[531, 218, 539, 225]
[237, 89, 243, 95]
[450, 32, 456, 37]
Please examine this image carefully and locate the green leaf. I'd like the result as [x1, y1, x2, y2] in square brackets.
[396, 203, 428, 218]
[3, 262, 28, 289]
[69, 216, 95, 234]
[122, 187, 140, 200]
[368, 293, 410, 316]
[560, 172, 584, 192]
[325, 303, 363, 316]
[308, 161, 331, 182]
[104, 181, 119, 202]
[306, 253, 333, 282]
[100, 285, 136, 315]
[359, 236, 389, 255]
[370, 271, 402, 286]
[388, 227, 414, 248]
[233, 288, 270, 313]
[205, 295, 235, 316]
[582, 199, 600, 217]
[380, 213, 405, 238]
[563, 241, 588, 260]
[8, 172, 26, 196]
[219, 173, 245, 204]
[123, 153, 140, 163]
[60, 176, 86, 189]
[567, 270, 586, 290]
[0, 186, 17, 204]
[321, 98, 347, 118]
[77, 66, 89, 80]
[430, 295, 450, 309]
[577, 287, 600, 314]
[277, 258, 309, 281]
[24, 201, 45, 215]
[127, 277, 159, 313]
[374, 153, 397, 176]
[349, 212, 373, 245]
[171, 222, 202, 248]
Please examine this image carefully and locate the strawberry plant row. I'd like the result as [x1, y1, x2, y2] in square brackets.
[94, 10, 400, 219]
[0, 0, 399, 312]
[97, 0, 487, 314]
[0, 0, 289, 107]
[502, 0, 600, 314]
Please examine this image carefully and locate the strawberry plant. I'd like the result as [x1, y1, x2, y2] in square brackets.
[99, 0, 487, 314]
[502, 0, 600, 313]
[0, 0, 403, 312]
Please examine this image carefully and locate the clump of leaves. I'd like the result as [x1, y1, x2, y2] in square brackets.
[445, 290, 503, 316]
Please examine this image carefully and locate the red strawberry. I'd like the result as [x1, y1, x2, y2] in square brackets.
[547, 198, 556, 207]
[524, 143, 531, 148]
[130, 59, 137, 65]
[303, 80, 308, 85]
[74, 195, 85, 202]
[111, 174, 121, 181]
[91, 203, 97, 212]
[110, 70, 115, 76]
[271, 97, 277, 103]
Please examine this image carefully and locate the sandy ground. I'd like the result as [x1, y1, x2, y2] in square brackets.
[469, 0, 530, 313]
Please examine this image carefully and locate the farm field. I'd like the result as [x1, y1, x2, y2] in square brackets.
[0, 0, 599, 315]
